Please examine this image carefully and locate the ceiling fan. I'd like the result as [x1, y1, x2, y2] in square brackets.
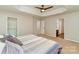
[35, 5, 53, 13]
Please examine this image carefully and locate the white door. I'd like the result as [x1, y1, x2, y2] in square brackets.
[36, 20, 41, 34]
[40, 20, 45, 34]
[33, 17, 41, 34]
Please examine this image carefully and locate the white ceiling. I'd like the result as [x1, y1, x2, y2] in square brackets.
[0, 5, 79, 17]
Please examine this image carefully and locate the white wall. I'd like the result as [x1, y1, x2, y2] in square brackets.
[43, 11, 79, 43]
[0, 10, 34, 36]
[0, 16, 7, 35]
[63, 12, 79, 43]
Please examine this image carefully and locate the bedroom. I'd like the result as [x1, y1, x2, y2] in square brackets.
[0, 5, 79, 54]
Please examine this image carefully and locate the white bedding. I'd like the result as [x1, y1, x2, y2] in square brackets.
[17, 34, 60, 54]
[0, 42, 5, 53]
[22, 37, 57, 54]
[17, 35, 39, 45]
[17, 35, 38, 41]
[2, 34, 61, 54]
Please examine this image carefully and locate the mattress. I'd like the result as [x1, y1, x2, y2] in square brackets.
[23, 38, 60, 54]
[17, 35, 61, 54]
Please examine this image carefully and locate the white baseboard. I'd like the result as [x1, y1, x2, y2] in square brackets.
[65, 38, 79, 43]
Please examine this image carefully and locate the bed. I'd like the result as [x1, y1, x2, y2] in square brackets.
[1, 34, 62, 54]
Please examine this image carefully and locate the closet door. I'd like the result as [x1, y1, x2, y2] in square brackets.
[36, 20, 41, 34]
[33, 17, 41, 34]
[40, 20, 45, 34]
[7, 17, 17, 36]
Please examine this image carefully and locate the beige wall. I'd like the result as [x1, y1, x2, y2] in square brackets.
[0, 10, 34, 36]
[43, 11, 79, 43]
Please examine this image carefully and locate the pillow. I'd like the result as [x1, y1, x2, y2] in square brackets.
[4, 35, 23, 46]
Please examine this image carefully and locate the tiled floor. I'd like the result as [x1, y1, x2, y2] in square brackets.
[37, 34, 79, 54]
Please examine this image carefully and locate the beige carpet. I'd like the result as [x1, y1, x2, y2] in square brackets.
[37, 34, 79, 54]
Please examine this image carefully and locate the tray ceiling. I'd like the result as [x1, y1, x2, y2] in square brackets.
[0, 5, 79, 17]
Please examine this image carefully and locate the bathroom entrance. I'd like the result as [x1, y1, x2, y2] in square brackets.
[56, 18, 64, 39]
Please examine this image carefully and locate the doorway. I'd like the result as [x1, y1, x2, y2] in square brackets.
[56, 18, 64, 39]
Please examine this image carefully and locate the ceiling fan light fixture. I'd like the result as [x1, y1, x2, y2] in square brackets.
[41, 9, 45, 12]
[35, 5, 53, 13]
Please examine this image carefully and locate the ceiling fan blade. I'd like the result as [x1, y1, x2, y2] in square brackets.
[44, 6, 53, 10]
[35, 7, 43, 9]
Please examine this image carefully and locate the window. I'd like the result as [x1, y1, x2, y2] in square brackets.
[7, 17, 17, 36]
